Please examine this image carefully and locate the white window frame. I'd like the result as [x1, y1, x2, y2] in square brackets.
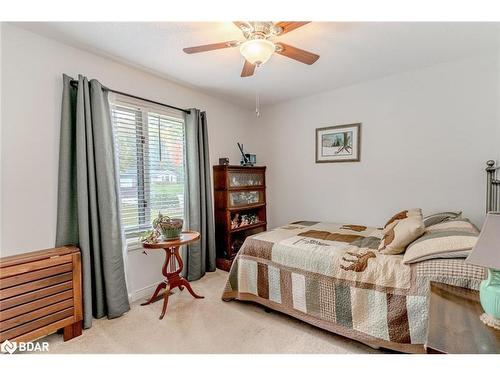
[109, 93, 187, 250]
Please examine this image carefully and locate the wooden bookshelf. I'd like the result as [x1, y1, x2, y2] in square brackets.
[213, 165, 267, 271]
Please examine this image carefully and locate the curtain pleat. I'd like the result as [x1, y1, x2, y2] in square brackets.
[184, 109, 216, 281]
[56, 74, 130, 329]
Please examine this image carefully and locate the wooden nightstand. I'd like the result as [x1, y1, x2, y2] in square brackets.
[426, 282, 500, 353]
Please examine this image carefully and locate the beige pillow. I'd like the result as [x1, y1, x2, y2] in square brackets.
[378, 209, 425, 255]
[403, 219, 479, 264]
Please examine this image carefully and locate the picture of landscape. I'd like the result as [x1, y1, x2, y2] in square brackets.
[321, 131, 353, 156]
[315, 123, 361, 163]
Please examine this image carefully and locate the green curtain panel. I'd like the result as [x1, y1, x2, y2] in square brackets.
[56, 74, 130, 329]
[184, 109, 216, 281]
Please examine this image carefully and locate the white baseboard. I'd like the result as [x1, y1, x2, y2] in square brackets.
[128, 280, 163, 303]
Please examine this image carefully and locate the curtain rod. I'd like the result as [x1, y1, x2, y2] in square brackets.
[69, 79, 191, 114]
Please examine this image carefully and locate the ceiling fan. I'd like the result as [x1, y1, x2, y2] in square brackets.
[183, 21, 319, 77]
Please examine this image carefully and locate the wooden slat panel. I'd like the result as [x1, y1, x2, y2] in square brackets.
[12, 316, 74, 344]
[0, 254, 72, 279]
[0, 273, 72, 300]
[72, 253, 83, 321]
[0, 246, 82, 344]
[1, 299, 73, 331]
[0, 246, 79, 269]
[0, 281, 72, 310]
[0, 263, 73, 289]
[0, 307, 74, 341]
[0, 289, 73, 321]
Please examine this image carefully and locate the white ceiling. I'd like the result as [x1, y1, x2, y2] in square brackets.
[16, 22, 499, 109]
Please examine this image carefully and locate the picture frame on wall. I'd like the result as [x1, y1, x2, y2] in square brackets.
[315, 123, 361, 163]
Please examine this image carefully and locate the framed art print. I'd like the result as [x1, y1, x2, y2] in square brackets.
[315, 123, 361, 163]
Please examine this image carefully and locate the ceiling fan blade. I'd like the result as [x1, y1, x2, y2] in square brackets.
[275, 21, 310, 35]
[241, 60, 255, 77]
[183, 41, 239, 54]
[233, 21, 251, 31]
[276, 42, 319, 65]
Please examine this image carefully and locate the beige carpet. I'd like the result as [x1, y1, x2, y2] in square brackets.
[41, 270, 384, 354]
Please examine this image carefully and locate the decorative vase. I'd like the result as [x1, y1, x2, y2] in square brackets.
[158, 218, 183, 240]
[479, 268, 500, 329]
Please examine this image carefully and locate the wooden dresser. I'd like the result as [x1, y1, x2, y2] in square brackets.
[0, 246, 83, 344]
[213, 165, 267, 271]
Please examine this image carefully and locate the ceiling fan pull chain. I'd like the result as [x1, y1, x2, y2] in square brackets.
[255, 71, 261, 118]
[255, 90, 260, 118]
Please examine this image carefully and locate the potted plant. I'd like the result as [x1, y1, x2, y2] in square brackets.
[140, 212, 183, 243]
[154, 212, 183, 240]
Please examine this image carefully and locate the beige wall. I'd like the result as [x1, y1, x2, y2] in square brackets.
[498, 26, 500, 163]
[255, 54, 499, 229]
[0, 23, 3, 252]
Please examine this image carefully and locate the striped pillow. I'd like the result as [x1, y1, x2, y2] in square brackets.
[403, 219, 479, 264]
[423, 211, 462, 227]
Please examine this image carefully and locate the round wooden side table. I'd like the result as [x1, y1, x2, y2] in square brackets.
[141, 231, 204, 319]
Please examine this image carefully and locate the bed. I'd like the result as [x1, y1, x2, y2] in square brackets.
[221, 161, 499, 353]
[221, 221, 485, 353]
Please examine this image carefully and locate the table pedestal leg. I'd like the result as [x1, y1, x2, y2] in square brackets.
[142, 245, 204, 319]
[159, 284, 171, 320]
[140, 282, 167, 306]
[180, 278, 204, 299]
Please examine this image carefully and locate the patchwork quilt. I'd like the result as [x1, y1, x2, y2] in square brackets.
[221, 221, 486, 353]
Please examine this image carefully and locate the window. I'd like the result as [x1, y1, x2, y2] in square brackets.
[110, 94, 186, 239]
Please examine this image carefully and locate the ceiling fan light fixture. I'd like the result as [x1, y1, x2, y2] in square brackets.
[239, 39, 275, 66]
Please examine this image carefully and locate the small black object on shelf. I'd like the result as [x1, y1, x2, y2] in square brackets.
[219, 157, 229, 165]
[237, 142, 255, 166]
[245, 153, 256, 165]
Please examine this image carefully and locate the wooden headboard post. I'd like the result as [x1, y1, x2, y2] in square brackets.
[486, 160, 500, 213]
